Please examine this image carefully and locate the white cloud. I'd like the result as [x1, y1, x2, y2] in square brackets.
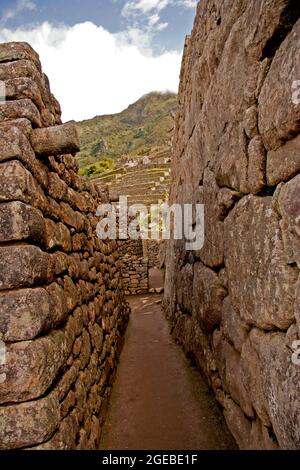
[122, 0, 197, 16]
[122, 0, 170, 16]
[0, 0, 36, 26]
[0, 21, 181, 122]
[176, 0, 197, 7]
[122, 0, 197, 34]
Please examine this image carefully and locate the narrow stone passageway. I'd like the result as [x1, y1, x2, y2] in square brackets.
[100, 294, 237, 450]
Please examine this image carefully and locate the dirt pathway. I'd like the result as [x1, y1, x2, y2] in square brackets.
[100, 294, 237, 450]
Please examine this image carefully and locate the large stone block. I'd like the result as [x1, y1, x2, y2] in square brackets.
[0, 288, 50, 341]
[0, 324, 74, 403]
[222, 395, 252, 450]
[0, 126, 48, 188]
[5, 77, 44, 111]
[0, 201, 44, 243]
[267, 135, 300, 185]
[214, 336, 253, 418]
[31, 122, 80, 156]
[0, 42, 41, 71]
[215, 122, 248, 193]
[32, 411, 79, 450]
[0, 59, 41, 85]
[44, 219, 72, 252]
[197, 169, 224, 267]
[240, 337, 270, 426]
[0, 245, 50, 290]
[0, 115, 32, 135]
[193, 262, 226, 332]
[221, 296, 249, 353]
[277, 174, 300, 268]
[176, 263, 193, 314]
[0, 395, 59, 450]
[224, 195, 297, 329]
[251, 329, 300, 449]
[0, 160, 47, 211]
[0, 99, 41, 127]
[258, 19, 300, 150]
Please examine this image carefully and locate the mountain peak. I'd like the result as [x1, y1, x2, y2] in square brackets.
[76, 92, 177, 176]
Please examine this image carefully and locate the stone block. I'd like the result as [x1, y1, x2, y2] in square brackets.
[267, 135, 300, 185]
[0, 328, 71, 404]
[0, 201, 44, 243]
[5, 77, 44, 111]
[0, 288, 50, 341]
[0, 42, 41, 70]
[0, 160, 47, 211]
[277, 174, 300, 267]
[224, 195, 297, 329]
[31, 122, 80, 156]
[221, 296, 249, 353]
[252, 329, 300, 449]
[0, 395, 59, 450]
[0, 99, 41, 127]
[0, 245, 50, 290]
[247, 135, 266, 193]
[258, 19, 300, 150]
[193, 262, 226, 333]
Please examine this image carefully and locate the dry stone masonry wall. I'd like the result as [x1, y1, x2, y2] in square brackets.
[164, 0, 300, 450]
[0, 42, 130, 449]
[118, 239, 149, 295]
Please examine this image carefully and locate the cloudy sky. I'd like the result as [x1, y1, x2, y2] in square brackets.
[0, 0, 197, 121]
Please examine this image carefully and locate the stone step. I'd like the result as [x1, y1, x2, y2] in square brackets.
[120, 172, 170, 184]
[114, 182, 170, 193]
[127, 195, 167, 205]
[123, 163, 170, 173]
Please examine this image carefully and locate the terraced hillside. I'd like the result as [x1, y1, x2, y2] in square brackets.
[76, 92, 176, 177]
[92, 146, 172, 208]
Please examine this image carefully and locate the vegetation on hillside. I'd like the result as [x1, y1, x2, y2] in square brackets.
[76, 92, 177, 176]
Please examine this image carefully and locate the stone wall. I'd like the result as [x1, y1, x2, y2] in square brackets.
[118, 239, 149, 295]
[164, 1, 300, 450]
[0, 42, 130, 449]
[143, 240, 161, 268]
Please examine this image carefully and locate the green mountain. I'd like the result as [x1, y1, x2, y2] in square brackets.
[76, 92, 177, 176]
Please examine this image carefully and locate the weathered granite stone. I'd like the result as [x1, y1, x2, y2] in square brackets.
[193, 262, 226, 333]
[221, 297, 249, 353]
[251, 329, 300, 449]
[222, 395, 252, 450]
[224, 195, 297, 329]
[240, 337, 270, 426]
[0, 288, 50, 341]
[247, 135, 266, 193]
[267, 135, 300, 186]
[0, 327, 72, 403]
[198, 168, 224, 267]
[0, 201, 44, 243]
[0, 245, 50, 290]
[0, 42, 41, 68]
[4, 77, 44, 110]
[258, 19, 300, 151]
[243, 105, 258, 140]
[31, 122, 80, 156]
[0, 160, 47, 211]
[0, 99, 41, 127]
[32, 411, 79, 450]
[0, 395, 59, 450]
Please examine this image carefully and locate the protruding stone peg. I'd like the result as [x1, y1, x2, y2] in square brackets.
[31, 122, 80, 156]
